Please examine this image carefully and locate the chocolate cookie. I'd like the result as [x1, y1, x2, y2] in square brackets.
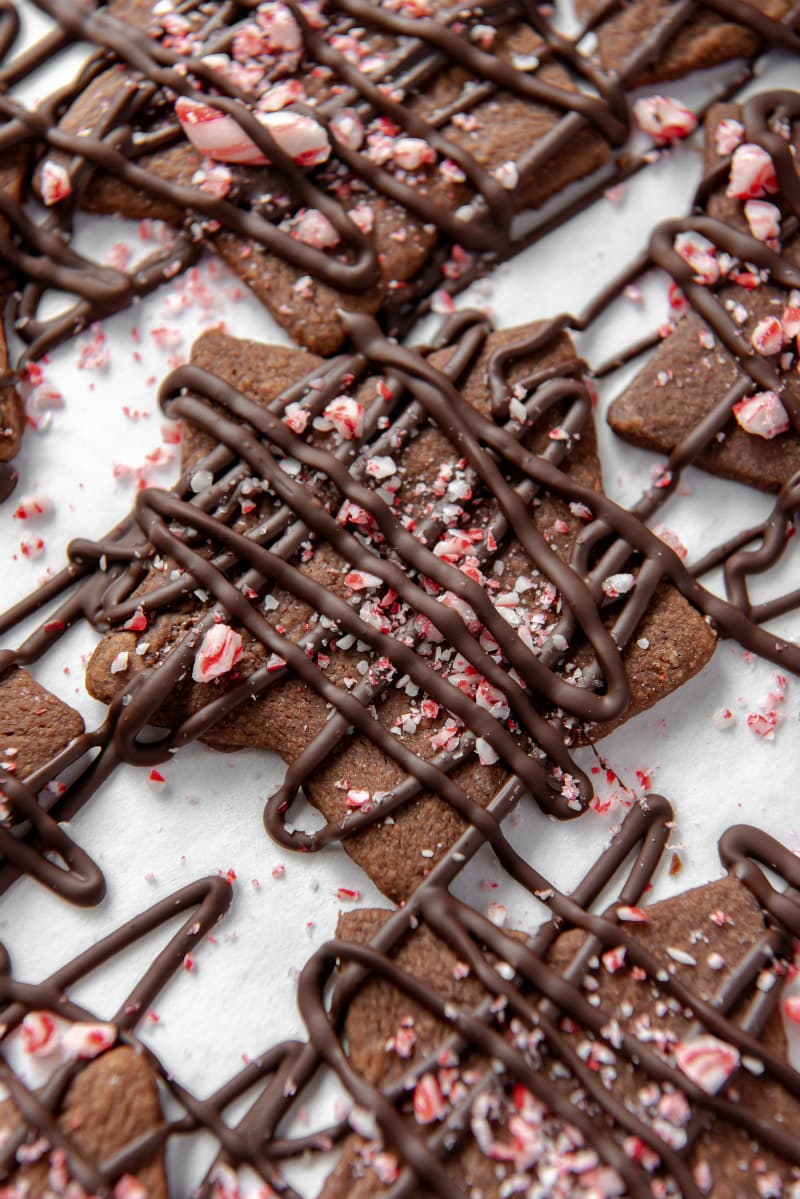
[0, 669, 105, 905]
[608, 89, 800, 494]
[308, 816, 800, 1198]
[0, 874, 231, 1198]
[10, 0, 625, 355]
[72, 313, 721, 902]
[0, 1045, 167, 1199]
[578, 0, 797, 85]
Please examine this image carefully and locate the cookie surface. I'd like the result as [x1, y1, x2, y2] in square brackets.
[578, 0, 794, 84]
[608, 92, 800, 493]
[0, 1044, 167, 1199]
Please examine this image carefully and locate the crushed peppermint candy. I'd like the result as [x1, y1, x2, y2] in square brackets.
[674, 1034, 740, 1093]
[292, 208, 340, 248]
[13, 493, 53, 521]
[617, 905, 648, 923]
[733, 391, 790, 440]
[601, 573, 635, 598]
[601, 945, 626, 974]
[323, 395, 364, 440]
[715, 117, 745, 156]
[712, 707, 736, 730]
[744, 199, 781, 243]
[750, 316, 785, 356]
[393, 137, 436, 171]
[192, 623, 244, 682]
[726, 143, 778, 200]
[40, 160, 72, 206]
[633, 95, 697, 143]
[413, 1072, 446, 1124]
[783, 995, 800, 1024]
[176, 97, 330, 168]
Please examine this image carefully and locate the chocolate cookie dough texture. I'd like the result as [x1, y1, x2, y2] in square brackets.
[608, 89, 800, 495]
[0, 669, 104, 904]
[579, 0, 799, 83]
[75, 315, 719, 902]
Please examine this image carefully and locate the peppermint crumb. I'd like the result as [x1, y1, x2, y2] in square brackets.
[667, 947, 697, 966]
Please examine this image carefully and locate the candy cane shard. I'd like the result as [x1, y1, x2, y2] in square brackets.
[175, 96, 330, 167]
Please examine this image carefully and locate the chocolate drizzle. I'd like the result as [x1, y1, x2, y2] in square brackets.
[0, 293, 798, 902]
[0, 0, 797, 484]
[0, 798, 799, 1197]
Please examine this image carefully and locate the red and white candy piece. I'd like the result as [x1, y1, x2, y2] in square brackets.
[40, 160, 72, 206]
[254, 2, 302, 54]
[329, 108, 364, 150]
[674, 231, 719, 285]
[191, 161, 233, 199]
[345, 787, 371, 809]
[343, 570, 382, 590]
[176, 97, 330, 168]
[323, 395, 364, 440]
[783, 994, 800, 1024]
[654, 524, 688, 560]
[616, 905, 648, 923]
[750, 316, 784, 356]
[732, 391, 789, 440]
[413, 1072, 446, 1123]
[746, 710, 780, 739]
[633, 95, 697, 143]
[20, 1011, 59, 1057]
[726, 143, 778, 200]
[601, 945, 627, 974]
[257, 79, 305, 112]
[492, 160, 519, 190]
[393, 137, 436, 171]
[20, 535, 45, 560]
[209, 1163, 240, 1199]
[20, 1012, 116, 1062]
[715, 117, 745, 156]
[744, 199, 781, 243]
[62, 1020, 116, 1059]
[13, 492, 53, 521]
[782, 304, 800, 341]
[192, 623, 244, 682]
[113, 1177, 148, 1199]
[601, 573, 635, 599]
[292, 209, 339, 248]
[674, 1034, 740, 1093]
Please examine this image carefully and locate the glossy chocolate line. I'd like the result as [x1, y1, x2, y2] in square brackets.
[0, 765, 105, 905]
